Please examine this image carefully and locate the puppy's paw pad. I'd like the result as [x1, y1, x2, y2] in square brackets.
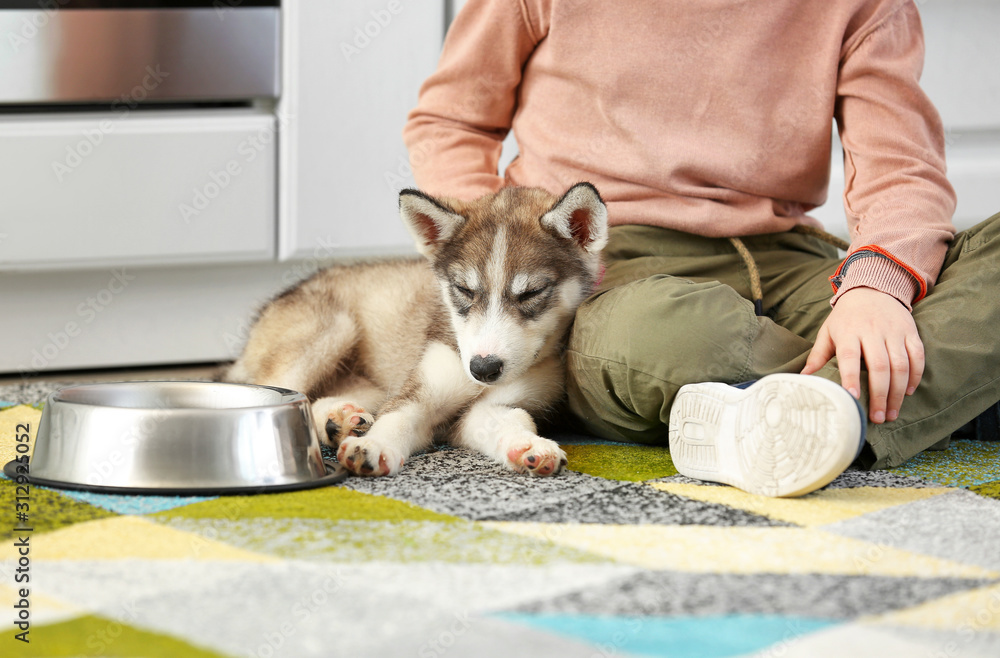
[506, 439, 567, 477]
[317, 402, 375, 445]
[337, 437, 404, 477]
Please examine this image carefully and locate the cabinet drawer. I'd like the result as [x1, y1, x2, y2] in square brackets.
[0, 109, 275, 271]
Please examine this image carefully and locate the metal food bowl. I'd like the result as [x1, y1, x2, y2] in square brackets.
[3, 381, 347, 495]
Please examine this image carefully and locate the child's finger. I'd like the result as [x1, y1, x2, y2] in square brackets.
[905, 333, 925, 395]
[862, 339, 890, 424]
[884, 342, 911, 422]
[801, 327, 835, 376]
[834, 336, 863, 402]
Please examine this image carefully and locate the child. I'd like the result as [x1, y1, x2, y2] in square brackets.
[402, 0, 1000, 496]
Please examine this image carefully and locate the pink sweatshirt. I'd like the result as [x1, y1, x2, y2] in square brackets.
[403, 0, 957, 308]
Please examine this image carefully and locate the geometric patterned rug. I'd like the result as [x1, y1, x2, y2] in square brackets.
[2, 383, 999, 657]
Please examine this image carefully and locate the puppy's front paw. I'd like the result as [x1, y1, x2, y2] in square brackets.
[337, 436, 405, 477]
[312, 399, 375, 446]
[505, 436, 567, 477]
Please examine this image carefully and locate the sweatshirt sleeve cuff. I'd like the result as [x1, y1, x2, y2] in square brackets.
[829, 246, 925, 310]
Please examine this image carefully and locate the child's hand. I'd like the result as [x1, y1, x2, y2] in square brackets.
[801, 287, 924, 425]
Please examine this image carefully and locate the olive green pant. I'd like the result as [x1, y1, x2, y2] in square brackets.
[566, 212, 1000, 468]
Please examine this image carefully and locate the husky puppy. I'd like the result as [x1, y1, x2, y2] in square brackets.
[225, 183, 608, 477]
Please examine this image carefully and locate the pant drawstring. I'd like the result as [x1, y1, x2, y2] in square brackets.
[728, 226, 850, 316]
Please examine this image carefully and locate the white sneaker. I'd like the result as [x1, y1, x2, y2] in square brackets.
[668, 374, 865, 497]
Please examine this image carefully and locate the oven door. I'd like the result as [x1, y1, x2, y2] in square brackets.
[0, 0, 280, 105]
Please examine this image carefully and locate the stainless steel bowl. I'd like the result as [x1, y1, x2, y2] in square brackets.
[4, 381, 346, 495]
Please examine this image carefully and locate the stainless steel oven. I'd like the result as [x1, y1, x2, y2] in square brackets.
[0, 0, 283, 275]
[0, 0, 280, 105]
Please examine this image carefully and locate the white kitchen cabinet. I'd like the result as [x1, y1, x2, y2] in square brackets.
[0, 262, 297, 376]
[0, 109, 276, 271]
[0, 1, 447, 374]
[278, 0, 445, 261]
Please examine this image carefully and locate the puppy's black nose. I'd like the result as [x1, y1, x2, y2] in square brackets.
[470, 355, 504, 383]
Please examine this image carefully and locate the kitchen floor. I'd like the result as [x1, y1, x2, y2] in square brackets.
[0, 362, 224, 386]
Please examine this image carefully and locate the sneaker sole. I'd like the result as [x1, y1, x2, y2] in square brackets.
[668, 374, 863, 497]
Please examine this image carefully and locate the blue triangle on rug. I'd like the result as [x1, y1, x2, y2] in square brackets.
[494, 612, 839, 657]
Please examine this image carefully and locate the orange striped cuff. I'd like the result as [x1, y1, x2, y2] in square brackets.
[829, 246, 924, 310]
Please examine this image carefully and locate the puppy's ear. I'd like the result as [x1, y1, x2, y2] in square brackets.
[399, 190, 466, 257]
[539, 182, 609, 254]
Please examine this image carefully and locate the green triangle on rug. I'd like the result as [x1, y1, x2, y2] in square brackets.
[970, 480, 1000, 501]
[151, 485, 460, 522]
[0, 484, 117, 540]
[888, 440, 1000, 487]
[17, 615, 228, 657]
[563, 443, 678, 482]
